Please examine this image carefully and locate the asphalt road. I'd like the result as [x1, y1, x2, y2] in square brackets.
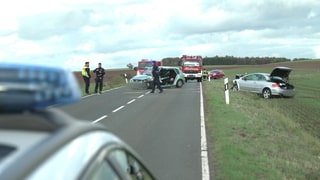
[59, 81, 203, 180]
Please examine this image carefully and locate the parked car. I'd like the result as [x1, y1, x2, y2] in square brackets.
[208, 69, 225, 79]
[234, 66, 295, 99]
[0, 63, 155, 180]
[129, 66, 185, 89]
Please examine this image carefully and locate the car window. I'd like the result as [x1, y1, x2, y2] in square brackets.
[243, 74, 254, 80]
[256, 74, 266, 81]
[89, 160, 120, 180]
[109, 149, 153, 180]
[0, 145, 16, 162]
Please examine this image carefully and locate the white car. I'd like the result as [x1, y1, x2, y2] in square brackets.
[234, 67, 295, 99]
[129, 66, 185, 89]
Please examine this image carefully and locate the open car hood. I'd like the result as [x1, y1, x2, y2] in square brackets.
[270, 66, 292, 79]
[131, 74, 152, 80]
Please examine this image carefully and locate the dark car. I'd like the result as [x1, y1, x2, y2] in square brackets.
[234, 66, 295, 99]
[0, 63, 155, 180]
[208, 69, 225, 79]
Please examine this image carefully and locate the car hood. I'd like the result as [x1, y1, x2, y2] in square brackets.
[270, 66, 292, 78]
[131, 74, 152, 80]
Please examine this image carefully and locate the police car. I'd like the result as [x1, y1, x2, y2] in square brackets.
[0, 63, 155, 180]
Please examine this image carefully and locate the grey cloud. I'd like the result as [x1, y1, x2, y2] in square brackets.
[17, 9, 94, 40]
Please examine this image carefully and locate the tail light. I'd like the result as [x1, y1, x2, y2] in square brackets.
[272, 83, 279, 87]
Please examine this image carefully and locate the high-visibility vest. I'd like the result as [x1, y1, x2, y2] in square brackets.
[82, 66, 89, 77]
[202, 70, 208, 75]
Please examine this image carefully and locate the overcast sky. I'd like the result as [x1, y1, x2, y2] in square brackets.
[0, 0, 319, 71]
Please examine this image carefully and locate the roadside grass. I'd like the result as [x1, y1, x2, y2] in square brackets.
[203, 66, 320, 179]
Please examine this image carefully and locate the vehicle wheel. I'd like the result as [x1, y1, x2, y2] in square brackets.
[231, 83, 239, 91]
[176, 80, 183, 88]
[141, 82, 148, 89]
[146, 82, 152, 89]
[262, 88, 272, 99]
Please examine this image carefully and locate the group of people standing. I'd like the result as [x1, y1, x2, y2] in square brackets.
[82, 61, 163, 95]
[81, 61, 105, 95]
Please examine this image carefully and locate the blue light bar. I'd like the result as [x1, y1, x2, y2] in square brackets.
[0, 63, 81, 112]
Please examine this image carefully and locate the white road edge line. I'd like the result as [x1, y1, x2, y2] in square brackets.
[200, 83, 210, 180]
[92, 115, 107, 124]
[112, 105, 125, 112]
[127, 99, 136, 104]
[137, 94, 144, 98]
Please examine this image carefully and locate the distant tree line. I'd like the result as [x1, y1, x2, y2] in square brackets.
[161, 56, 290, 66]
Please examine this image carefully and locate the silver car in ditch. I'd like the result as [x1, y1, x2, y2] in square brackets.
[234, 66, 295, 99]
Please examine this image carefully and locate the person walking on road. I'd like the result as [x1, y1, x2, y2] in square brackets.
[150, 61, 163, 93]
[93, 62, 105, 94]
[82, 61, 91, 95]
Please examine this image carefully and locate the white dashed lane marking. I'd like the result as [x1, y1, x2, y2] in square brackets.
[92, 91, 148, 123]
[112, 105, 125, 113]
[92, 115, 107, 124]
[127, 99, 136, 104]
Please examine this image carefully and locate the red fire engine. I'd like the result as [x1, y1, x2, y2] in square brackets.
[179, 55, 203, 82]
[137, 59, 162, 75]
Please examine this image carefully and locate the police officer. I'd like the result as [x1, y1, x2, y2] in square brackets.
[93, 62, 105, 94]
[82, 61, 91, 95]
[150, 61, 163, 93]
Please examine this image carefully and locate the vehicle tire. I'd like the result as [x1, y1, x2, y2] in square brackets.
[146, 82, 152, 89]
[231, 83, 239, 91]
[176, 79, 183, 88]
[262, 88, 272, 99]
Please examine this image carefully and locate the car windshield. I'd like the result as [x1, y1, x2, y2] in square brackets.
[140, 68, 152, 76]
[138, 62, 153, 69]
[183, 61, 200, 67]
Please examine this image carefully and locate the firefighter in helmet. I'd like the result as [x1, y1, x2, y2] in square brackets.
[202, 68, 208, 81]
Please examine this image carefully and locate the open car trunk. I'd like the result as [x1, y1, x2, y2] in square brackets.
[269, 67, 294, 90]
[270, 66, 292, 82]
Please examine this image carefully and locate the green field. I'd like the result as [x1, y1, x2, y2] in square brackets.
[203, 62, 320, 179]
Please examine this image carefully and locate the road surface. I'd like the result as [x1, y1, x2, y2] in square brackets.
[59, 81, 206, 179]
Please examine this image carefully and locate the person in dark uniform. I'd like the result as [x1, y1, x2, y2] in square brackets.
[150, 61, 163, 93]
[93, 62, 105, 94]
[81, 61, 91, 95]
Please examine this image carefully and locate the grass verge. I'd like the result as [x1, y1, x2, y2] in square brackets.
[203, 66, 320, 179]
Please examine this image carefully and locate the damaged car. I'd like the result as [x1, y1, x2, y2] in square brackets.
[129, 66, 185, 89]
[234, 66, 295, 99]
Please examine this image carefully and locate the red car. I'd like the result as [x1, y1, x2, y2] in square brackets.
[208, 69, 225, 79]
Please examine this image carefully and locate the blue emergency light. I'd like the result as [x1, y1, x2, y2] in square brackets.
[0, 63, 81, 112]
